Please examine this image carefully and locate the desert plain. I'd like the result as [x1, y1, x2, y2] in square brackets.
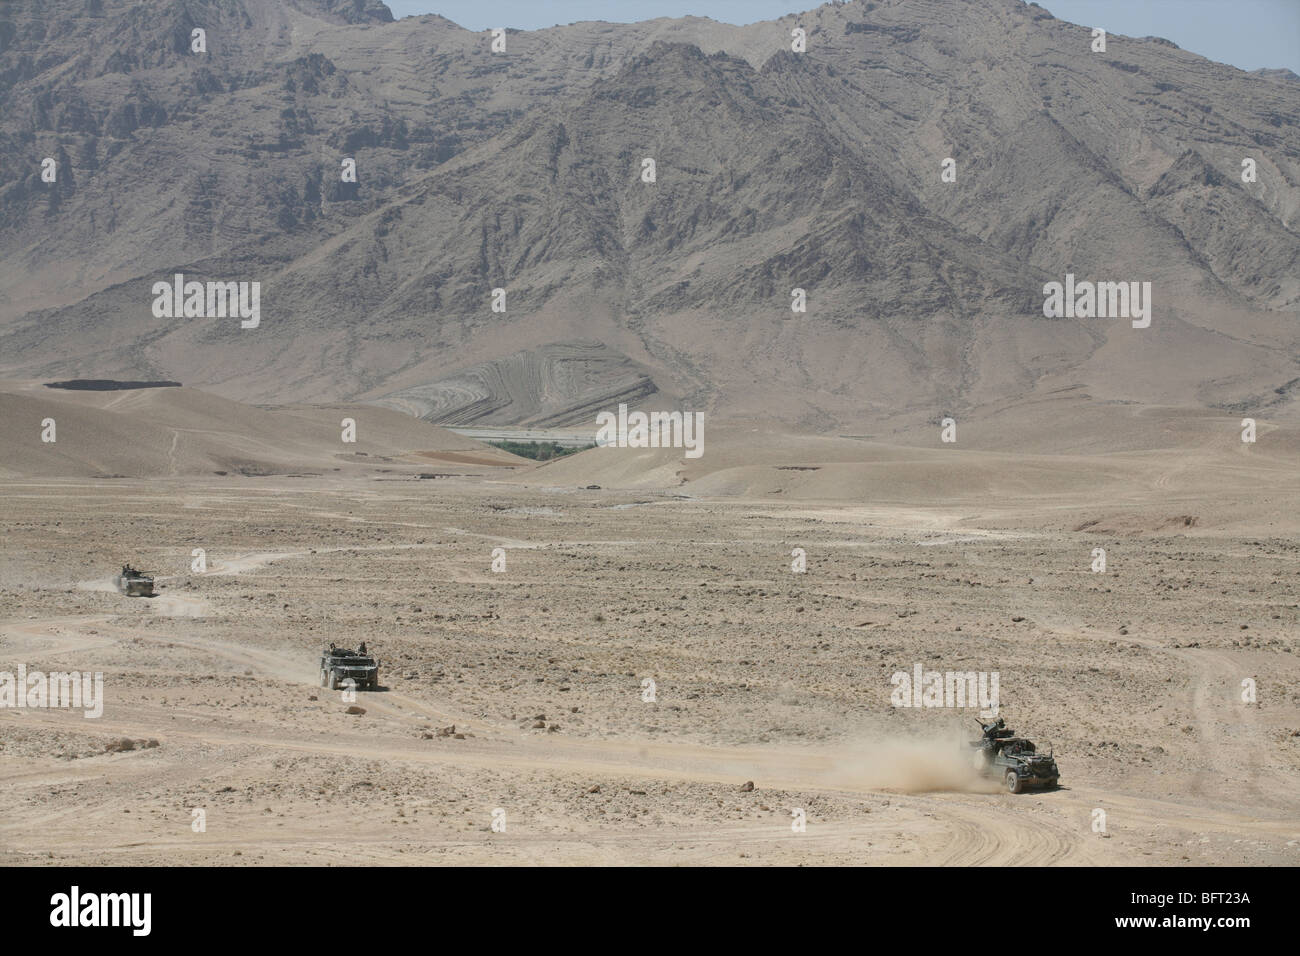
[0, 382, 1297, 866]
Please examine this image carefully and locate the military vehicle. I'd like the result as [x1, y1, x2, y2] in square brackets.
[970, 717, 1060, 793]
[113, 564, 155, 597]
[320, 643, 380, 691]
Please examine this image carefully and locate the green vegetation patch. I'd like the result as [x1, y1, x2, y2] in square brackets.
[488, 440, 594, 461]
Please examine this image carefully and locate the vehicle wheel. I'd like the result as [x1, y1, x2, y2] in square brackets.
[319, 669, 328, 688]
[328, 671, 339, 691]
[1005, 770, 1024, 794]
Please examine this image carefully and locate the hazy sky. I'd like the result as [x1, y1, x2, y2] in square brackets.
[384, 0, 1300, 73]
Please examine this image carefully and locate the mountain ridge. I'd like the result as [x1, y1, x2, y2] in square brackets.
[0, 0, 1296, 428]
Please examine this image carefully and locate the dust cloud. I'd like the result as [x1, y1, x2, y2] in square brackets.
[828, 730, 1001, 794]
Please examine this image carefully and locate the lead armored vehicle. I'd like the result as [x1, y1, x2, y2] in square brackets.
[113, 564, 155, 597]
[970, 717, 1060, 793]
[320, 643, 380, 691]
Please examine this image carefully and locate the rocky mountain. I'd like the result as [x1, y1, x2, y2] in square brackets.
[1, 0, 1296, 430]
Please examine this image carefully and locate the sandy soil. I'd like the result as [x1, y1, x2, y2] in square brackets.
[1, 469, 1296, 866]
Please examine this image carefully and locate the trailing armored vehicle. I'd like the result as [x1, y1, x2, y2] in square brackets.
[113, 564, 155, 597]
[970, 717, 1060, 793]
[320, 643, 380, 691]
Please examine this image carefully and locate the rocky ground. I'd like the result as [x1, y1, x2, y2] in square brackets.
[1, 476, 1296, 865]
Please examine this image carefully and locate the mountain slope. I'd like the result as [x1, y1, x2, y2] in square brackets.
[0, 0, 1296, 429]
